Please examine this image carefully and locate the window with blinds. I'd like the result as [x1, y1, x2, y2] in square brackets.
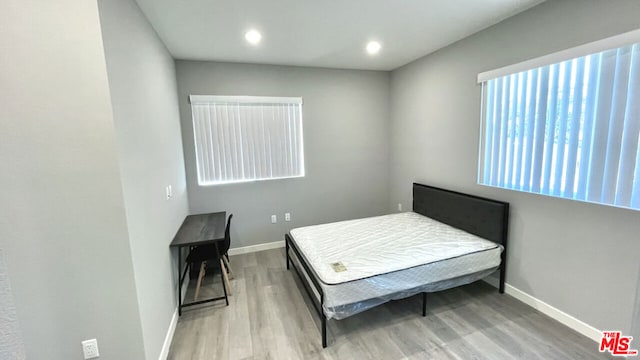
[478, 31, 640, 210]
[189, 95, 305, 185]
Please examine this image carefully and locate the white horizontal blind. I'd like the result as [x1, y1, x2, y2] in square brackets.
[478, 42, 640, 210]
[190, 96, 304, 185]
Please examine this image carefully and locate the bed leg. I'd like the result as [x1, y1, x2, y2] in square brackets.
[285, 235, 290, 270]
[321, 293, 328, 348]
[322, 314, 327, 348]
[422, 292, 427, 317]
[499, 263, 506, 294]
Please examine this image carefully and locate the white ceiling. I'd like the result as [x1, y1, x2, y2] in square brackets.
[135, 0, 545, 71]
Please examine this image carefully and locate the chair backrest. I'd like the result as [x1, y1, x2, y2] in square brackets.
[219, 214, 233, 255]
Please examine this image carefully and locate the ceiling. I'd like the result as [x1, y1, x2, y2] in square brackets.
[135, 0, 545, 71]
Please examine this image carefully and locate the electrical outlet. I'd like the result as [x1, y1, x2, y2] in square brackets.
[285, 213, 291, 221]
[271, 215, 277, 224]
[82, 339, 99, 359]
[398, 203, 402, 211]
[165, 186, 171, 200]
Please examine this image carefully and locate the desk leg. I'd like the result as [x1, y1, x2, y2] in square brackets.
[178, 248, 182, 316]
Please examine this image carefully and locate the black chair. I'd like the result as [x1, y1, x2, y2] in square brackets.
[186, 214, 233, 302]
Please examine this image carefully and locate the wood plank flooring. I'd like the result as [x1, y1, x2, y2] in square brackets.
[168, 249, 610, 359]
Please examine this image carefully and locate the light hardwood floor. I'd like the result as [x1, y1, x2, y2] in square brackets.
[168, 249, 610, 359]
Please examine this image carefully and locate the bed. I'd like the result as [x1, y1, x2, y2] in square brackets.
[284, 183, 509, 347]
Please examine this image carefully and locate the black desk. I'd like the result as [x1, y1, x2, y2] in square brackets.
[170, 211, 228, 315]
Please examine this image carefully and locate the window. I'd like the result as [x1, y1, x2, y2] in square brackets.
[478, 30, 640, 210]
[190, 95, 304, 185]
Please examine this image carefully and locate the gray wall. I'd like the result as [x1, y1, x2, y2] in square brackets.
[176, 62, 390, 248]
[98, 0, 189, 359]
[0, 249, 24, 358]
[0, 0, 146, 359]
[632, 263, 640, 345]
[389, 0, 640, 334]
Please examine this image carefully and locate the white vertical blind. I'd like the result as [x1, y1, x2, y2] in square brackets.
[479, 42, 640, 210]
[190, 96, 304, 185]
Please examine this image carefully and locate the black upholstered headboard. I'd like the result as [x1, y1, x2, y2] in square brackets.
[413, 183, 509, 246]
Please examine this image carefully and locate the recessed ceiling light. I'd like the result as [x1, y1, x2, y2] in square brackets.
[366, 41, 381, 55]
[245, 30, 262, 45]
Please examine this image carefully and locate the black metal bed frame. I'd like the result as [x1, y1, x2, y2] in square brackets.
[285, 183, 509, 348]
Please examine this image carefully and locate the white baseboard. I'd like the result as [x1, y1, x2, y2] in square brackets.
[228, 240, 285, 256]
[160, 273, 190, 359]
[496, 282, 601, 342]
[159, 308, 178, 360]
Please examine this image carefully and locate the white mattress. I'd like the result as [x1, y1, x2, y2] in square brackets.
[290, 212, 500, 284]
[288, 212, 503, 319]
